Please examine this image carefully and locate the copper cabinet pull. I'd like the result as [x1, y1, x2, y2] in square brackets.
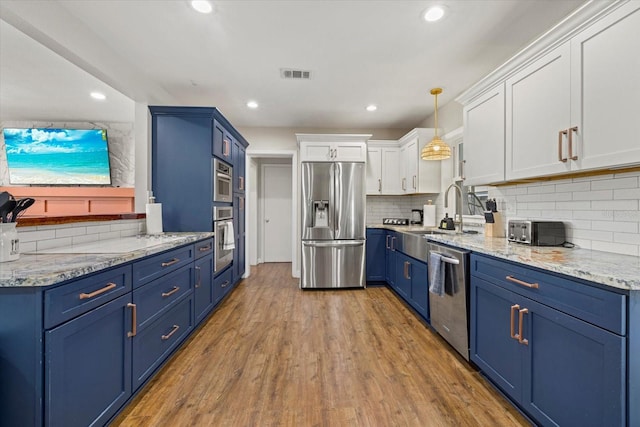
[378, 179, 382, 193]
[240, 197, 245, 210]
[510, 304, 520, 340]
[518, 308, 529, 345]
[385, 235, 391, 249]
[161, 258, 180, 267]
[568, 126, 578, 160]
[161, 286, 180, 297]
[127, 303, 137, 337]
[79, 282, 117, 300]
[195, 266, 201, 288]
[391, 236, 396, 251]
[223, 139, 230, 156]
[406, 261, 411, 279]
[198, 245, 212, 252]
[161, 325, 180, 341]
[239, 176, 245, 190]
[558, 129, 568, 162]
[221, 280, 230, 288]
[506, 275, 539, 289]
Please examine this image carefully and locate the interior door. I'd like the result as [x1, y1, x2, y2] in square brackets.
[263, 164, 292, 262]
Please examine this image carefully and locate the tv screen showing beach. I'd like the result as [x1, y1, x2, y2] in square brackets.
[3, 128, 112, 185]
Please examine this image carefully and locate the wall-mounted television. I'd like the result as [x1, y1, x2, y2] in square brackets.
[3, 128, 112, 185]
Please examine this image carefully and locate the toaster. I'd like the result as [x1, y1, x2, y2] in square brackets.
[508, 220, 566, 246]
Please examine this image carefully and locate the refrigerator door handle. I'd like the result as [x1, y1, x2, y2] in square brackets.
[304, 241, 364, 248]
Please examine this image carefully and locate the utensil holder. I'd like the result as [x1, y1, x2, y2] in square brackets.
[0, 223, 20, 262]
[484, 212, 505, 238]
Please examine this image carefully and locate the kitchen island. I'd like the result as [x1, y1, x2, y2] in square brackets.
[367, 225, 640, 426]
[0, 232, 230, 427]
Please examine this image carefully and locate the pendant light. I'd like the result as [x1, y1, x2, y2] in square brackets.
[421, 87, 451, 160]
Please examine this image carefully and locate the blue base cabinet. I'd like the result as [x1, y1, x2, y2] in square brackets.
[365, 228, 386, 282]
[471, 253, 626, 426]
[395, 251, 429, 320]
[384, 231, 397, 287]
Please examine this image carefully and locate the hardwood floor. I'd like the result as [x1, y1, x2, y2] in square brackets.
[112, 263, 530, 426]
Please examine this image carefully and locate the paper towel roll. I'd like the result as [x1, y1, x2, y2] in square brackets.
[423, 204, 436, 227]
[146, 203, 163, 235]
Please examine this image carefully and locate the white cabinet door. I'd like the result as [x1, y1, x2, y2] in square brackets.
[300, 142, 332, 161]
[404, 139, 419, 193]
[366, 147, 382, 194]
[463, 84, 506, 185]
[570, 2, 640, 171]
[382, 148, 402, 194]
[506, 42, 572, 180]
[334, 142, 367, 162]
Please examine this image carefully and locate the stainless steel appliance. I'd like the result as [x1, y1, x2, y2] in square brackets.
[213, 158, 233, 203]
[301, 162, 365, 288]
[382, 218, 409, 225]
[411, 209, 423, 225]
[213, 205, 233, 272]
[508, 220, 566, 246]
[428, 241, 470, 361]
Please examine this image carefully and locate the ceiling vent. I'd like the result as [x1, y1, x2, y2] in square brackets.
[280, 68, 311, 80]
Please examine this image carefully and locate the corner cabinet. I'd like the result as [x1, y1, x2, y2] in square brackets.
[366, 142, 402, 195]
[470, 253, 626, 426]
[296, 133, 370, 162]
[398, 129, 441, 194]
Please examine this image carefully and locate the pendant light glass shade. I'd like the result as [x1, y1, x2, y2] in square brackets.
[422, 87, 452, 161]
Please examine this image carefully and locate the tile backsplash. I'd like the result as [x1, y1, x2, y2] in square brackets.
[366, 194, 439, 224]
[16, 219, 145, 253]
[489, 170, 640, 256]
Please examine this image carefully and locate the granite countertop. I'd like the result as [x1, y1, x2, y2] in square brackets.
[0, 232, 214, 288]
[368, 224, 640, 291]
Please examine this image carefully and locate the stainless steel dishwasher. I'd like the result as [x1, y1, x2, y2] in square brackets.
[427, 241, 470, 361]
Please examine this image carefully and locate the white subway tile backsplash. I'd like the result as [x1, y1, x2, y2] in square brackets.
[572, 190, 613, 201]
[591, 176, 638, 190]
[572, 229, 613, 242]
[555, 201, 591, 210]
[86, 224, 112, 234]
[573, 210, 615, 221]
[18, 229, 56, 243]
[37, 237, 72, 251]
[614, 210, 640, 222]
[19, 241, 37, 253]
[555, 182, 590, 192]
[591, 241, 638, 257]
[55, 227, 87, 238]
[614, 188, 640, 200]
[527, 184, 557, 194]
[591, 200, 638, 211]
[592, 220, 636, 233]
[614, 232, 640, 245]
[99, 231, 123, 241]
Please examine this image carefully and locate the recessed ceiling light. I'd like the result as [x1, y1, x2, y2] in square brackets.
[247, 100, 259, 109]
[366, 104, 377, 112]
[90, 92, 106, 100]
[423, 5, 446, 22]
[191, 0, 213, 14]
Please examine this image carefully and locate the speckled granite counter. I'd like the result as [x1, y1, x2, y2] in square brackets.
[368, 224, 640, 291]
[0, 232, 214, 288]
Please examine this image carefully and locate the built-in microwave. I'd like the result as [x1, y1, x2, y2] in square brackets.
[213, 158, 233, 203]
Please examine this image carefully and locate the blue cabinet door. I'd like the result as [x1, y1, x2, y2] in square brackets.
[409, 258, 429, 320]
[151, 112, 213, 232]
[470, 277, 523, 399]
[365, 229, 386, 282]
[232, 140, 246, 192]
[194, 254, 214, 324]
[213, 120, 233, 163]
[385, 232, 396, 286]
[521, 297, 625, 427]
[45, 293, 132, 427]
[394, 252, 411, 299]
[233, 193, 246, 283]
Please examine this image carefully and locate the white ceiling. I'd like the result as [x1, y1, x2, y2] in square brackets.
[0, 0, 587, 129]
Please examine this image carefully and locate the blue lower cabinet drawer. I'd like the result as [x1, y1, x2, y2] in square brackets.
[133, 265, 193, 330]
[132, 296, 194, 390]
[214, 267, 233, 304]
[194, 238, 214, 259]
[133, 245, 194, 288]
[44, 265, 132, 329]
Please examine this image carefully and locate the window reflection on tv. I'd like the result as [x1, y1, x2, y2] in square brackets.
[3, 128, 112, 185]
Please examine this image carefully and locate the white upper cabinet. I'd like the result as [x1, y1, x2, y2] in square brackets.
[463, 84, 506, 185]
[506, 42, 572, 180]
[570, 2, 640, 171]
[458, 1, 639, 184]
[298, 137, 368, 162]
[366, 142, 402, 195]
[398, 129, 441, 194]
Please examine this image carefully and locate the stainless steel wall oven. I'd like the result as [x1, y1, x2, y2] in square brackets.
[213, 158, 233, 203]
[213, 206, 234, 272]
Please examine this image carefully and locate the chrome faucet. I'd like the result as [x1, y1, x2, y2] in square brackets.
[444, 183, 463, 234]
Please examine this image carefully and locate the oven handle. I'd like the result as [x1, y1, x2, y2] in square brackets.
[430, 251, 460, 265]
[216, 172, 232, 181]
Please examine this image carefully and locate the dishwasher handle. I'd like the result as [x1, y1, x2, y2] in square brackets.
[430, 251, 460, 265]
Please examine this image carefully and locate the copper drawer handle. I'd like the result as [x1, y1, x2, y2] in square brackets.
[510, 304, 520, 340]
[221, 280, 230, 288]
[506, 275, 539, 289]
[386, 235, 391, 249]
[240, 197, 245, 210]
[568, 126, 578, 160]
[518, 308, 529, 345]
[558, 129, 568, 162]
[127, 303, 137, 337]
[161, 325, 180, 341]
[161, 258, 180, 267]
[198, 245, 212, 252]
[239, 176, 245, 190]
[79, 282, 117, 300]
[161, 286, 180, 297]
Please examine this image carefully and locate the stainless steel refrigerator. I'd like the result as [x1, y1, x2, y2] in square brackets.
[301, 162, 366, 289]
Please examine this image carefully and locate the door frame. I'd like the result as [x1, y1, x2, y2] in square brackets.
[260, 163, 293, 264]
[246, 150, 299, 278]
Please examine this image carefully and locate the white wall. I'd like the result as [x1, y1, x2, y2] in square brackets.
[0, 120, 135, 187]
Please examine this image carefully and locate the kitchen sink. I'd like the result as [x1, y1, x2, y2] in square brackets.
[405, 230, 446, 235]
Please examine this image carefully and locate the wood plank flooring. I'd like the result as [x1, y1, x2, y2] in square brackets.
[112, 263, 530, 426]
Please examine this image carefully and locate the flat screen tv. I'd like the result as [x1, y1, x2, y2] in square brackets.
[3, 128, 112, 185]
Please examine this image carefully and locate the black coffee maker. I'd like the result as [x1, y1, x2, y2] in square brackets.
[411, 209, 423, 225]
[438, 213, 456, 230]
